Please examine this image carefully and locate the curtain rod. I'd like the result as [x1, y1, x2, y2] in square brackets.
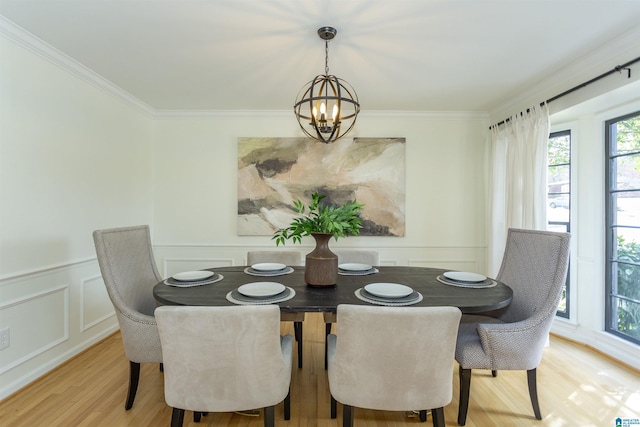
[490, 56, 640, 129]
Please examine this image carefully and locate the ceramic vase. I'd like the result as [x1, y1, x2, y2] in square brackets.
[305, 232, 338, 287]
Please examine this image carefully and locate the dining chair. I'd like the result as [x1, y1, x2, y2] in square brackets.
[323, 250, 380, 369]
[247, 250, 305, 368]
[455, 228, 570, 425]
[92, 225, 163, 410]
[328, 304, 462, 427]
[155, 305, 293, 427]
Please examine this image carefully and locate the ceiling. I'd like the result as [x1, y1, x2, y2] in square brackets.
[1, 0, 639, 113]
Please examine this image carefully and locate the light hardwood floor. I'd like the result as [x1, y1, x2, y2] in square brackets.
[1, 313, 639, 426]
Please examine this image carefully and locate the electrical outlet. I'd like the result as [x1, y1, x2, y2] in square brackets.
[0, 327, 9, 350]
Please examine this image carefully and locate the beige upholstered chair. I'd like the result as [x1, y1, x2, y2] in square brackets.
[455, 228, 570, 425]
[155, 305, 293, 427]
[247, 250, 305, 368]
[328, 304, 462, 427]
[92, 225, 163, 410]
[323, 250, 380, 369]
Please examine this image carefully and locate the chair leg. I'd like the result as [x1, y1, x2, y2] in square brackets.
[264, 406, 275, 427]
[527, 368, 542, 420]
[492, 370, 497, 377]
[125, 361, 140, 410]
[343, 404, 354, 427]
[432, 407, 445, 427]
[194, 411, 201, 422]
[331, 395, 337, 419]
[419, 410, 427, 422]
[284, 388, 291, 420]
[171, 408, 185, 427]
[458, 366, 472, 426]
[160, 363, 164, 372]
[294, 321, 303, 368]
[324, 322, 332, 370]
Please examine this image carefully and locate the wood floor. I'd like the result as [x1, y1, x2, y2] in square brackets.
[1, 313, 639, 426]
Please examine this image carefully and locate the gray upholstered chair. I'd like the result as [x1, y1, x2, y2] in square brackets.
[247, 250, 302, 268]
[92, 225, 163, 410]
[247, 250, 305, 368]
[455, 228, 570, 425]
[323, 250, 380, 369]
[328, 304, 462, 427]
[155, 305, 293, 427]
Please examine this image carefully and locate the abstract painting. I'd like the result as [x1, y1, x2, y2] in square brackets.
[237, 137, 405, 236]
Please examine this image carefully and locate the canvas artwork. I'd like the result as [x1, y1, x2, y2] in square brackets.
[237, 137, 406, 236]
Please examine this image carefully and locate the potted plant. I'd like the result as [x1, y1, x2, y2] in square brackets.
[273, 192, 364, 286]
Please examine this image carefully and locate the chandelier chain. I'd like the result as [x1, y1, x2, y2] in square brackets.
[325, 40, 330, 75]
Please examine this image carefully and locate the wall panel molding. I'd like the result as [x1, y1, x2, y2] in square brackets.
[0, 256, 96, 282]
[80, 275, 114, 333]
[0, 284, 69, 374]
[0, 259, 119, 399]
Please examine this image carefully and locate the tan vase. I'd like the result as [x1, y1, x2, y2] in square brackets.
[305, 232, 338, 287]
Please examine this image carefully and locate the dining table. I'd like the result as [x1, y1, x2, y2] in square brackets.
[153, 266, 513, 315]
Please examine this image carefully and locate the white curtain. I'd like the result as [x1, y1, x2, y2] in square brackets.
[488, 104, 550, 276]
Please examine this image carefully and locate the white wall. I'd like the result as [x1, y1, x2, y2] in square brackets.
[151, 112, 491, 277]
[0, 34, 154, 398]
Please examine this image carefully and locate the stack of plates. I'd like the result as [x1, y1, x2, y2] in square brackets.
[355, 282, 422, 306]
[164, 271, 222, 287]
[244, 263, 294, 276]
[226, 281, 296, 305]
[338, 263, 379, 276]
[437, 271, 496, 288]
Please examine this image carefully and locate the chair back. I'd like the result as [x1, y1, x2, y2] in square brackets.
[93, 225, 162, 317]
[155, 305, 292, 412]
[334, 250, 379, 266]
[496, 228, 570, 324]
[247, 250, 303, 266]
[328, 304, 461, 411]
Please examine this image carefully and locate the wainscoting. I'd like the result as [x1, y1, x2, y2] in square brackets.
[0, 244, 486, 399]
[0, 259, 118, 399]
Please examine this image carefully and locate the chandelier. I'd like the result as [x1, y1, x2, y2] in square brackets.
[294, 27, 360, 144]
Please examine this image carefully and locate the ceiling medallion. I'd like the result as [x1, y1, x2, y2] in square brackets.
[294, 26, 360, 144]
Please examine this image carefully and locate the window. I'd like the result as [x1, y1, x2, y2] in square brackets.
[605, 111, 640, 345]
[547, 130, 571, 318]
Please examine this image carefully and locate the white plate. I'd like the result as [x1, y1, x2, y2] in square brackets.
[238, 282, 286, 298]
[339, 263, 373, 271]
[172, 271, 215, 282]
[364, 283, 413, 298]
[251, 263, 287, 272]
[443, 271, 487, 283]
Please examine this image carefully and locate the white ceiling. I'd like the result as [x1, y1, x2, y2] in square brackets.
[1, 0, 639, 113]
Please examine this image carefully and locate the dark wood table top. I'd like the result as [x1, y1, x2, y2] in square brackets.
[153, 266, 512, 315]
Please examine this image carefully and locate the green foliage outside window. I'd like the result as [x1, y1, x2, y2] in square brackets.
[615, 236, 640, 340]
[608, 113, 640, 343]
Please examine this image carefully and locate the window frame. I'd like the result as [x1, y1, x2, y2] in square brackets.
[605, 110, 640, 345]
[547, 129, 571, 318]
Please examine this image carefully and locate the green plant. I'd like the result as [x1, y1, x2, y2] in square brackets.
[273, 192, 364, 246]
[614, 236, 640, 339]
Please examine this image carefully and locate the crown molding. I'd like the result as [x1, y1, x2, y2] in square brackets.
[0, 16, 155, 115]
[489, 25, 640, 124]
[153, 108, 489, 120]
